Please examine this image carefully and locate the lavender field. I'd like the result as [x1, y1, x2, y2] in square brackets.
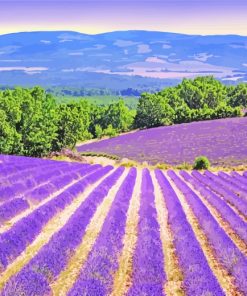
[77, 117, 247, 166]
[0, 155, 246, 296]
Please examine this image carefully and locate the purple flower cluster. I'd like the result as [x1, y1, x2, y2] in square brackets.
[156, 169, 224, 295]
[180, 170, 247, 243]
[218, 171, 247, 197]
[2, 167, 123, 295]
[231, 171, 247, 187]
[168, 170, 247, 294]
[0, 164, 96, 224]
[192, 171, 247, 217]
[68, 168, 137, 296]
[0, 165, 111, 272]
[127, 169, 166, 296]
[0, 198, 29, 226]
[0, 162, 79, 204]
[205, 171, 247, 202]
[77, 117, 247, 166]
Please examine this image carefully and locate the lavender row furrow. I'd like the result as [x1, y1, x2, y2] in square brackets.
[218, 172, 247, 195]
[0, 164, 73, 203]
[0, 163, 91, 205]
[0, 166, 112, 272]
[2, 167, 124, 295]
[192, 170, 247, 217]
[0, 198, 30, 226]
[231, 172, 247, 186]
[168, 170, 247, 294]
[68, 168, 136, 296]
[127, 169, 166, 296]
[0, 159, 58, 180]
[205, 171, 247, 202]
[180, 170, 247, 243]
[156, 169, 224, 295]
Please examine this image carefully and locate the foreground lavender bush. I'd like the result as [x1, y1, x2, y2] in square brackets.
[69, 168, 136, 295]
[0, 155, 246, 296]
[2, 167, 124, 295]
[180, 170, 247, 243]
[156, 170, 224, 295]
[169, 170, 247, 294]
[127, 169, 166, 295]
[0, 166, 110, 271]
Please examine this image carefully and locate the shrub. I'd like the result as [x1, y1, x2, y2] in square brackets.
[193, 156, 210, 170]
[95, 124, 103, 138]
[102, 124, 118, 137]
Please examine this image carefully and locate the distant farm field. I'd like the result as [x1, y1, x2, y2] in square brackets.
[77, 117, 247, 166]
[0, 155, 246, 295]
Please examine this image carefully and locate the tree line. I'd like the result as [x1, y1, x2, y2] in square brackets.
[0, 76, 246, 157]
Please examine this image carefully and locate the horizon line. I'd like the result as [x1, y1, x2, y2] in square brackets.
[0, 29, 247, 38]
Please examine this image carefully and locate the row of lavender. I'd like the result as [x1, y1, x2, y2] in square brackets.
[0, 155, 246, 295]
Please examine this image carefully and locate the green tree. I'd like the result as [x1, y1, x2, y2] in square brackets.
[102, 100, 134, 132]
[54, 102, 92, 150]
[134, 93, 174, 128]
[228, 83, 247, 107]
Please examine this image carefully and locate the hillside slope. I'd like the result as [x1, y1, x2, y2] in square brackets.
[77, 117, 247, 166]
[0, 30, 247, 88]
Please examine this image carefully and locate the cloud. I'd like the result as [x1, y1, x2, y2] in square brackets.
[145, 56, 166, 63]
[191, 52, 217, 62]
[137, 44, 151, 53]
[0, 46, 20, 55]
[162, 44, 172, 49]
[230, 43, 247, 49]
[0, 59, 22, 62]
[40, 40, 51, 44]
[114, 40, 139, 47]
[0, 67, 48, 73]
[68, 52, 84, 56]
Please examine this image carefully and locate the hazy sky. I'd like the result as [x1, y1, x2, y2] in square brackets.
[0, 0, 246, 35]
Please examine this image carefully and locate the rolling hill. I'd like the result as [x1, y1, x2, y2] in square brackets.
[0, 30, 247, 89]
[77, 117, 247, 166]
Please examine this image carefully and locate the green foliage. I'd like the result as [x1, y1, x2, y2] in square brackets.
[101, 100, 134, 132]
[0, 87, 134, 156]
[227, 83, 247, 107]
[193, 156, 211, 170]
[54, 101, 92, 151]
[134, 76, 244, 130]
[0, 87, 58, 156]
[134, 93, 174, 128]
[0, 78, 246, 158]
[95, 124, 103, 138]
[102, 124, 118, 138]
[178, 76, 226, 109]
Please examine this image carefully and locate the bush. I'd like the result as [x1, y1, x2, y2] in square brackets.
[193, 156, 210, 170]
[102, 124, 118, 137]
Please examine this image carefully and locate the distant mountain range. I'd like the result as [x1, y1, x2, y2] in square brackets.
[0, 30, 247, 90]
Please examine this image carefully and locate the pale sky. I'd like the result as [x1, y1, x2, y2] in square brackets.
[0, 0, 246, 35]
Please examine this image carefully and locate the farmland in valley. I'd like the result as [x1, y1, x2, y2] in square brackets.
[0, 155, 246, 295]
[77, 117, 247, 166]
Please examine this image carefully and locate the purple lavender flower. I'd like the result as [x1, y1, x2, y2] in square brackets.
[156, 169, 224, 296]
[168, 170, 247, 294]
[127, 169, 166, 296]
[68, 168, 137, 296]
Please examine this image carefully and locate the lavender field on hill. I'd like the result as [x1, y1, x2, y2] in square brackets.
[77, 117, 247, 166]
[0, 155, 246, 295]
